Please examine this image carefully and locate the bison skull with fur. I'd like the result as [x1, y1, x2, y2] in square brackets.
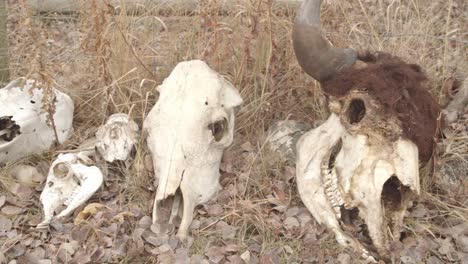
[144, 60, 243, 240]
[293, 0, 440, 261]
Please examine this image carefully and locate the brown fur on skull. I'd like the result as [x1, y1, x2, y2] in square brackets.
[293, 0, 440, 261]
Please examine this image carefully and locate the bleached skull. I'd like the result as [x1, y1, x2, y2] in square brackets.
[292, 0, 440, 261]
[0, 78, 74, 164]
[95, 113, 139, 162]
[143, 60, 243, 240]
[38, 152, 103, 228]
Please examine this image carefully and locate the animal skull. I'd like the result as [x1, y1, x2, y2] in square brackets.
[292, 0, 439, 260]
[95, 113, 139, 162]
[0, 78, 74, 164]
[143, 60, 243, 240]
[296, 103, 419, 261]
[38, 152, 103, 228]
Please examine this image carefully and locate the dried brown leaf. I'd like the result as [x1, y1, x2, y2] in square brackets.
[240, 251, 251, 263]
[1, 205, 23, 215]
[0, 216, 12, 232]
[138, 215, 152, 229]
[259, 249, 280, 264]
[216, 221, 237, 239]
[74, 203, 106, 225]
[0, 196, 6, 208]
[206, 246, 226, 263]
[25, 246, 46, 260]
[205, 204, 223, 216]
[281, 166, 295, 182]
[283, 216, 300, 231]
[112, 236, 128, 256]
[225, 243, 240, 253]
[10, 183, 33, 200]
[7, 244, 26, 258]
[73, 248, 92, 264]
[175, 248, 190, 264]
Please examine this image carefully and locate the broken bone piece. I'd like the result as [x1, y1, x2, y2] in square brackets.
[143, 60, 243, 240]
[265, 120, 311, 163]
[95, 113, 139, 162]
[37, 152, 103, 228]
[10, 164, 45, 185]
[443, 78, 468, 124]
[0, 78, 74, 164]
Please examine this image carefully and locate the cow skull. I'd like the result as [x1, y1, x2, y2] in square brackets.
[292, 0, 439, 261]
[0, 78, 74, 164]
[143, 60, 243, 240]
[38, 152, 103, 228]
[95, 113, 139, 162]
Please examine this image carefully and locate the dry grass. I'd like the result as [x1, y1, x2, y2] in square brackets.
[1, 0, 467, 262]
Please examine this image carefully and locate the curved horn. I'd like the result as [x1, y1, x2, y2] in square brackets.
[293, 0, 357, 82]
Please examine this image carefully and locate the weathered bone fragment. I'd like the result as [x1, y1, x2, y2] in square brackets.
[443, 78, 468, 124]
[290, 0, 440, 261]
[144, 60, 243, 240]
[38, 152, 103, 228]
[265, 120, 311, 163]
[0, 78, 74, 164]
[95, 113, 139, 162]
[10, 164, 45, 185]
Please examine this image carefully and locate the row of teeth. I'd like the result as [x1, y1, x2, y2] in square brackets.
[321, 163, 345, 219]
[320, 149, 377, 263]
[64, 184, 81, 206]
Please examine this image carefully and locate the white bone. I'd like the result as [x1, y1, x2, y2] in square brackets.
[296, 112, 420, 260]
[37, 152, 103, 228]
[0, 78, 74, 164]
[143, 60, 242, 240]
[95, 113, 139, 162]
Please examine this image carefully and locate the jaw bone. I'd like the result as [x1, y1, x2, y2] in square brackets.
[0, 78, 74, 164]
[37, 152, 103, 228]
[144, 60, 243, 240]
[95, 113, 139, 162]
[296, 113, 420, 261]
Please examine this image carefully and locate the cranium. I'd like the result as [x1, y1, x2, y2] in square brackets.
[95, 113, 139, 162]
[143, 60, 243, 240]
[0, 78, 74, 164]
[38, 151, 103, 228]
[292, 0, 440, 261]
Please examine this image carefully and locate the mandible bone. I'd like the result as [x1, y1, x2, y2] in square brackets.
[38, 152, 103, 228]
[0, 78, 74, 164]
[144, 60, 243, 240]
[291, 0, 440, 261]
[95, 113, 139, 162]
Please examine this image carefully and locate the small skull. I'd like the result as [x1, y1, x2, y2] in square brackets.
[38, 152, 103, 228]
[95, 113, 139, 162]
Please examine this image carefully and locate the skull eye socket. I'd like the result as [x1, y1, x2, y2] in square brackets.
[53, 164, 69, 178]
[346, 99, 366, 124]
[208, 118, 228, 142]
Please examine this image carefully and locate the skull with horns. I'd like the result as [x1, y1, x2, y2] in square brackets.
[292, 0, 440, 261]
